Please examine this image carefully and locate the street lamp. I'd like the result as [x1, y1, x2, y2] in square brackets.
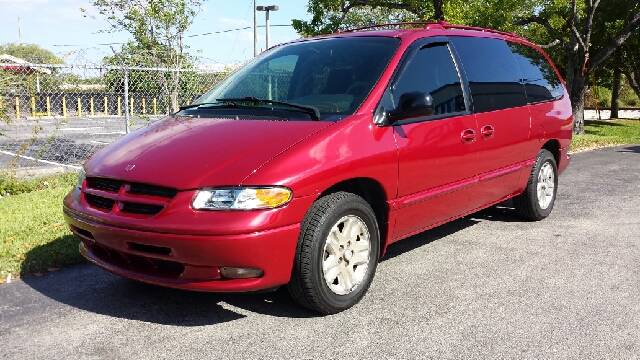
[256, 5, 279, 50]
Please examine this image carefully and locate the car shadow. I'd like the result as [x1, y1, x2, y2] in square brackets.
[22, 202, 524, 323]
[616, 144, 640, 154]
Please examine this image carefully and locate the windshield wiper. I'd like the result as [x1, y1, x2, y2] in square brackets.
[217, 97, 321, 121]
[178, 102, 234, 111]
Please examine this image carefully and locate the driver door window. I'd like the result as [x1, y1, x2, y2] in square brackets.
[392, 43, 466, 117]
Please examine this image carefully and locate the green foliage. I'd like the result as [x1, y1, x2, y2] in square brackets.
[293, 0, 434, 36]
[0, 43, 67, 96]
[85, 0, 206, 111]
[0, 43, 62, 64]
[0, 171, 77, 197]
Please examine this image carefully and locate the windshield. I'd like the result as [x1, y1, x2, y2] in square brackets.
[193, 37, 400, 121]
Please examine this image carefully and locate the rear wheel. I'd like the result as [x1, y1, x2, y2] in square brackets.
[287, 192, 380, 314]
[514, 149, 558, 220]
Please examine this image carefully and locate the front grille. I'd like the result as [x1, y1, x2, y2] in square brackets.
[121, 202, 165, 215]
[83, 177, 178, 216]
[90, 243, 184, 279]
[85, 194, 116, 210]
[128, 183, 178, 198]
[86, 177, 122, 192]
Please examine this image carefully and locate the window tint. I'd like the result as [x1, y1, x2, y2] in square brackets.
[391, 43, 466, 117]
[450, 36, 528, 113]
[508, 42, 564, 103]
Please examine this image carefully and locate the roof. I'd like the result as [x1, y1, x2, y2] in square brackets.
[0, 54, 53, 74]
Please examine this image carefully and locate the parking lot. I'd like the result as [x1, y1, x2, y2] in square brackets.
[1, 145, 639, 358]
[0, 116, 159, 175]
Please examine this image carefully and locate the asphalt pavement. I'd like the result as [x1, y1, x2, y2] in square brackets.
[1, 145, 639, 359]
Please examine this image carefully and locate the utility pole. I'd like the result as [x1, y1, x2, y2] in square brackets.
[18, 17, 22, 45]
[253, 0, 258, 57]
[256, 5, 279, 50]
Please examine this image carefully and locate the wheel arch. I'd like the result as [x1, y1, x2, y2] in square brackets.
[542, 139, 560, 166]
[319, 177, 391, 258]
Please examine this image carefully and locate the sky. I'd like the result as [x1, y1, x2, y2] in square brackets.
[0, 0, 311, 65]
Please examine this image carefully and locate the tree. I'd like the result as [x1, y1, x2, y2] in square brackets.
[514, 1, 640, 134]
[0, 43, 62, 64]
[101, 41, 203, 111]
[292, 0, 441, 36]
[84, 0, 205, 112]
[0, 43, 66, 97]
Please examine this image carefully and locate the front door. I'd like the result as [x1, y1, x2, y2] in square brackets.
[387, 39, 480, 240]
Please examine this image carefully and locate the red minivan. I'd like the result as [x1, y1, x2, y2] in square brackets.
[63, 22, 572, 314]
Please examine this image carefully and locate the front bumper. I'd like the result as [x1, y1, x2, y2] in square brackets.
[64, 207, 301, 292]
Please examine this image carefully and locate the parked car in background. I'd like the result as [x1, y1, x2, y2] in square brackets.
[63, 22, 572, 314]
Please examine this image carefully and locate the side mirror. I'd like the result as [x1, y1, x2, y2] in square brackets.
[191, 94, 203, 104]
[388, 91, 434, 122]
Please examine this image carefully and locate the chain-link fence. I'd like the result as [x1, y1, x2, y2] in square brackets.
[1, 51, 236, 175]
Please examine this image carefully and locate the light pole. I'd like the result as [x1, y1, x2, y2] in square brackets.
[253, 0, 257, 57]
[256, 5, 279, 50]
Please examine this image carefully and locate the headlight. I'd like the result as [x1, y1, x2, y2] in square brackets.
[76, 168, 86, 189]
[192, 187, 292, 210]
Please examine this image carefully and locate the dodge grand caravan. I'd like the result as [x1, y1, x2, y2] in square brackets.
[63, 22, 573, 314]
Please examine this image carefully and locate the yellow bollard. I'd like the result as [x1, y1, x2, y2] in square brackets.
[15, 97, 20, 119]
[78, 97, 82, 117]
[62, 97, 67, 117]
[130, 97, 134, 116]
[142, 98, 146, 115]
[90, 97, 95, 116]
[104, 97, 108, 116]
[31, 96, 36, 117]
[153, 98, 157, 115]
[117, 97, 121, 116]
[46, 97, 51, 116]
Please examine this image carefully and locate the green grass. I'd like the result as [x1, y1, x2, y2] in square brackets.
[0, 172, 85, 280]
[572, 119, 640, 153]
[0, 171, 78, 197]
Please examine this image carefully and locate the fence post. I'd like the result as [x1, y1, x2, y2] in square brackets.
[78, 97, 82, 117]
[62, 97, 66, 117]
[15, 97, 20, 119]
[31, 96, 36, 117]
[153, 98, 157, 115]
[130, 97, 134, 117]
[104, 97, 108, 116]
[142, 98, 146, 115]
[118, 97, 121, 116]
[111, 46, 130, 134]
[46, 97, 51, 116]
[90, 97, 95, 116]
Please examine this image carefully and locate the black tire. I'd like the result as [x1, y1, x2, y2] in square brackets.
[513, 149, 558, 221]
[287, 192, 380, 314]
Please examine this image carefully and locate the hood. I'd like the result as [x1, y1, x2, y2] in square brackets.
[85, 116, 332, 189]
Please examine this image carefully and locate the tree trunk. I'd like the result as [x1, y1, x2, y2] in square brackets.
[433, 0, 444, 20]
[569, 68, 588, 135]
[625, 72, 640, 100]
[611, 66, 622, 118]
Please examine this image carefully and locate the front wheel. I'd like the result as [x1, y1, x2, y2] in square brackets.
[514, 149, 558, 220]
[287, 192, 380, 314]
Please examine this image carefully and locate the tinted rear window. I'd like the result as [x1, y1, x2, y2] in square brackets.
[507, 42, 564, 103]
[450, 36, 528, 113]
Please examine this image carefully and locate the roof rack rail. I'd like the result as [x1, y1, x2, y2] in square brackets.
[337, 22, 441, 33]
[337, 21, 524, 39]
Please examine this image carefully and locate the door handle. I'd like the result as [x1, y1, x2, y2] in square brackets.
[460, 129, 476, 143]
[481, 125, 495, 138]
